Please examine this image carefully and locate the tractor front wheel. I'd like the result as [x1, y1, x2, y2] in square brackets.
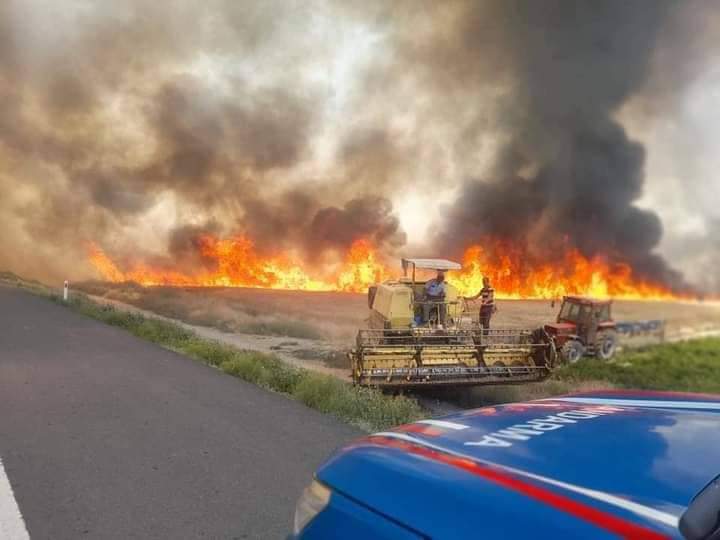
[561, 340, 585, 364]
[596, 331, 618, 360]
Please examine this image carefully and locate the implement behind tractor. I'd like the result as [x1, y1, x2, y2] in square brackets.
[350, 258, 556, 388]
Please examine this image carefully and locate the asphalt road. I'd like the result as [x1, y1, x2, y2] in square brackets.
[0, 286, 361, 539]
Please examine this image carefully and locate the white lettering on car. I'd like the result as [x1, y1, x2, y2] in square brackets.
[471, 436, 513, 448]
[464, 406, 625, 448]
[493, 426, 544, 441]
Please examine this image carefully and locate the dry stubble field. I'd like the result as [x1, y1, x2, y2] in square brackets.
[78, 281, 720, 351]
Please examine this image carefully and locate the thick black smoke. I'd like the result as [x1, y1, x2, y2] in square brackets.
[417, 0, 684, 286]
[309, 196, 406, 254]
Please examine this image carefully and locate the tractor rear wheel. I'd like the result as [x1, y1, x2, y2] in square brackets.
[596, 331, 618, 360]
[561, 340, 585, 364]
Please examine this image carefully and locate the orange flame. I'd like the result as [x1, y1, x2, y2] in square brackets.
[451, 240, 688, 300]
[88, 237, 388, 293]
[88, 235, 693, 300]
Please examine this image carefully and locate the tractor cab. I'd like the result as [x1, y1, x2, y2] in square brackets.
[557, 296, 613, 325]
[545, 296, 617, 363]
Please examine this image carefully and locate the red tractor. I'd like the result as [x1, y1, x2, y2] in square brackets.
[544, 296, 618, 363]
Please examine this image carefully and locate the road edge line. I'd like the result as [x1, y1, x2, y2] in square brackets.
[0, 457, 30, 540]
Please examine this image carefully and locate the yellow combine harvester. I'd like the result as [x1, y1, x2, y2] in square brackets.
[350, 258, 556, 388]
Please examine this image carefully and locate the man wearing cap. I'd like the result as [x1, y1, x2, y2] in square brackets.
[423, 270, 447, 325]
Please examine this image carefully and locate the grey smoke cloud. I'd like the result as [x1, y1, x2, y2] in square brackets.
[0, 0, 719, 292]
[662, 219, 720, 295]
[0, 0, 405, 281]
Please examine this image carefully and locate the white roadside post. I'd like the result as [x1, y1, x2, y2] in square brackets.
[63, 280, 69, 302]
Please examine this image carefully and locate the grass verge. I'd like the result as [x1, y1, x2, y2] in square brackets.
[426, 338, 720, 408]
[451, 379, 615, 408]
[555, 338, 720, 393]
[47, 291, 423, 432]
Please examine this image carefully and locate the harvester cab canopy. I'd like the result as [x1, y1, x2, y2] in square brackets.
[401, 258, 462, 282]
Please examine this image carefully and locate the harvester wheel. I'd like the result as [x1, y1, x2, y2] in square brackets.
[531, 328, 556, 368]
[596, 331, 618, 361]
[349, 351, 361, 385]
[561, 340, 585, 364]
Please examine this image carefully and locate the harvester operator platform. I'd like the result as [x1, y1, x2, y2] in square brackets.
[423, 270, 447, 324]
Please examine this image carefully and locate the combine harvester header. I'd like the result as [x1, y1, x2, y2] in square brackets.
[350, 258, 556, 389]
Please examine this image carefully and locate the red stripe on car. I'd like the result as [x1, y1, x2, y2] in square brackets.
[395, 424, 443, 437]
[366, 436, 669, 540]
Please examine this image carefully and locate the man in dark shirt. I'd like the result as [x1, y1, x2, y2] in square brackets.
[465, 277, 495, 333]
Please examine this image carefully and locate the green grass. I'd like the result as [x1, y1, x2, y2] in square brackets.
[48, 292, 423, 431]
[436, 338, 720, 408]
[0, 270, 20, 281]
[456, 379, 615, 408]
[0, 271, 47, 291]
[555, 338, 720, 393]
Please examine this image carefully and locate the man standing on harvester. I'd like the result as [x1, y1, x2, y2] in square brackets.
[465, 277, 495, 332]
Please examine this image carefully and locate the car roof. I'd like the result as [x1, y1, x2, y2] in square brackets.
[318, 390, 720, 539]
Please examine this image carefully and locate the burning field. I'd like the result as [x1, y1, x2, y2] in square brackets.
[88, 235, 702, 301]
[2, 1, 720, 303]
[84, 224, 719, 361]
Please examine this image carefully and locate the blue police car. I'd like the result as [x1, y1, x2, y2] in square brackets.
[291, 391, 720, 539]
